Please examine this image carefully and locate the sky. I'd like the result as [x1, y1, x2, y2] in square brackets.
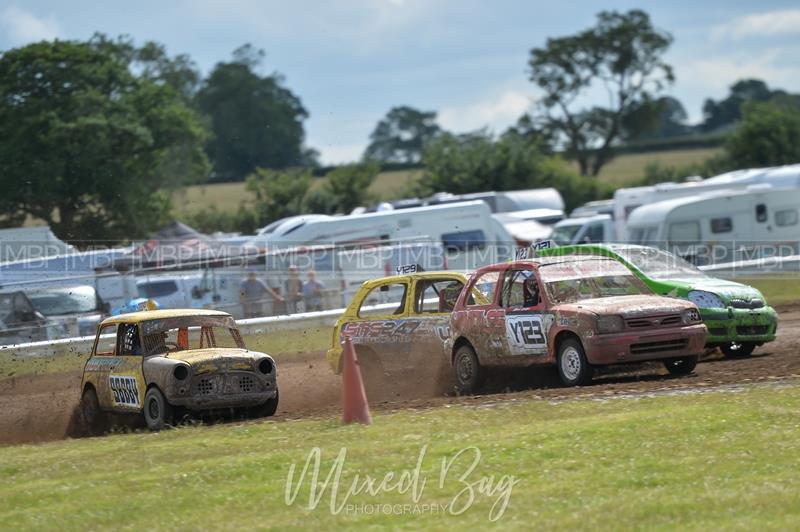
[1, 0, 799, 164]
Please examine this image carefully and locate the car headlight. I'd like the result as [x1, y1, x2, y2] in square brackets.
[682, 308, 702, 323]
[596, 315, 624, 334]
[687, 290, 725, 309]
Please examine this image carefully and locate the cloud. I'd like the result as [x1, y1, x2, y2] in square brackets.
[712, 9, 800, 40]
[0, 6, 61, 45]
[679, 48, 800, 95]
[439, 89, 531, 133]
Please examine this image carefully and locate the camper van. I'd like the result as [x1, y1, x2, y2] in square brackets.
[626, 187, 800, 265]
[248, 201, 515, 271]
[613, 164, 800, 241]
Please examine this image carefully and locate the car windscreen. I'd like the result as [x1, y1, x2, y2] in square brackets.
[29, 290, 97, 316]
[539, 259, 652, 304]
[613, 246, 708, 280]
[139, 316, 243, 355]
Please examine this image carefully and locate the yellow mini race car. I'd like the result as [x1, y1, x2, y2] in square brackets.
[79, 308, 278, 432]
[326, 269, 468, 395]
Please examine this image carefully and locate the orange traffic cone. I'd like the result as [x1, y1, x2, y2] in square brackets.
[341, 337, 372, 425]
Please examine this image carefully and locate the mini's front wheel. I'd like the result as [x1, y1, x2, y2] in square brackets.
[250, 390, 279, 418]
[143, 387, 173, 431]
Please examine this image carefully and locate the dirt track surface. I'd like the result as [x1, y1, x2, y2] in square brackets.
[2, 306, 799, 446]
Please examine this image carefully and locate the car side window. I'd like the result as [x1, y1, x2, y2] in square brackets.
[467, 271, 501, 307]
[94, 324, 118, 356]
[358, 283, 408, 317]
[500, 269, 540, 308]
[414, 279, 465, 313]
[117, 324, 142, 356]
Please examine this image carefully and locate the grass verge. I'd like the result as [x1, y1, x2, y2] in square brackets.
[1, 384, 799, 529]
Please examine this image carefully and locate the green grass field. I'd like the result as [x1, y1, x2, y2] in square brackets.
[739, 277, 800, 307]
[1, 384, 799, 529]
[173, 148, 721, 218]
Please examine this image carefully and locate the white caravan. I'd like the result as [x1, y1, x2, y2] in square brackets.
[613, 164, 800, 240]
[626, 186, 800, 265]
[247, 201, 515, 271]
[550, 214, 615, 245]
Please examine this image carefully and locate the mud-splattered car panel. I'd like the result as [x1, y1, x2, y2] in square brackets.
[80, 309, 277, 412]
[449, 257, 707, 368]
[326, 272, 468, 374]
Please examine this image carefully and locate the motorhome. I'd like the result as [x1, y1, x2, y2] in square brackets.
[613, 164, 800, 240]
[248, 201, 515, 271]
[626, 186, 800, 265]
[570, 199, 615, 219]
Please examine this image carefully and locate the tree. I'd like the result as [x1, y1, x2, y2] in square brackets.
[701, 79, 800, 133]
[246, 168, 312, 225]
[364, 106, 441, 164]
[321, 162, 379, 213]
[0, 38, 209, 241]
[622, 96, 690, 141]
[419, 130, 610, 211]
[528, 9, 674, 176]
[195, 44, 312, 181]
[725, 101, 800, 168]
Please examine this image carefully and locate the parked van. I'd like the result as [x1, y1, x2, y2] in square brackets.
[626, 187, 800, 265]
[550, 214, 615, 245]
[249, 201, 515, 272]
[27, 285, 107, 338]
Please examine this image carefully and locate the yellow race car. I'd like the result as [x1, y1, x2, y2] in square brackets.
[79, 308, 278, 432]
[326, 269, 468, 395]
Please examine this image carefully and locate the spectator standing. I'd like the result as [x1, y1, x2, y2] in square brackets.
[284, 265, 303, 314]
[239, 271, 281, 318]
[302, 270, 325, 312]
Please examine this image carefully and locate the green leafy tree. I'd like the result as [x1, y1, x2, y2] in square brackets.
[195, 44, 313, 182]
[528, 9, 674, 176]
[419, 131, 609, 211]
[364, 106, 441, 164]
[320, 162, 380, 213]
[0, 38, 209, 241]
[246, 168, 312, 225]
[701, 79, 800, 133]
[622, 96, 690, 141]
[725, 101, 800, 168]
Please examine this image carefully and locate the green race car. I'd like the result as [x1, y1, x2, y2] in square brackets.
[539, 244, 778, 357]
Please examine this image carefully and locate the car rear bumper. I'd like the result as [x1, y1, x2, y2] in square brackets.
[700, 306, 778, 346]
[584, 323, 707, 364]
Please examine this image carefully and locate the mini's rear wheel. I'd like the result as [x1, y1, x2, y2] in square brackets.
[143, 387, 173, 431]
[663, 355, 698, 375]
[80, 388, 108, 436]
[453, 344, 484, 394]
[720, 342, 756, 358]
[557, 338, 592, 387]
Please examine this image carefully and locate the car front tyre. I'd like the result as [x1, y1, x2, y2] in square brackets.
[453, 344, 484, 395]
[80, 388, 108, 436]
[250, 389, 279, 418]
[557, 338, 593, 387]
[663, 355, 698, 375]
[143, 387, 173, 431]
[720, 342, 756, 358]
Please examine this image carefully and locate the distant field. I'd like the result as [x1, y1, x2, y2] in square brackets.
[173, 148, 721, 218]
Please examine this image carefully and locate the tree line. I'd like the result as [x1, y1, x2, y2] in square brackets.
[1, 10, 799, 242]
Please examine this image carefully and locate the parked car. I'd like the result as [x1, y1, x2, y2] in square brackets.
[27, 285, 107, 338]
[447, 256, 707, 392]
[79, 308, 278, 432]
[326, 269, 468, 395]
[0, 290, 49, 345]
[538, 244, 778, 357]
